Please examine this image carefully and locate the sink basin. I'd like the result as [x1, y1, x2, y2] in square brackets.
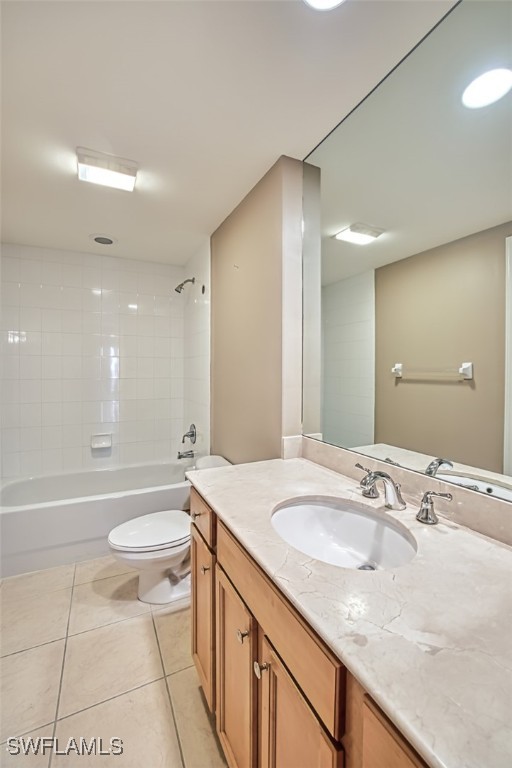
[436, 473, 512, 502]
[271, 497, 416, 570]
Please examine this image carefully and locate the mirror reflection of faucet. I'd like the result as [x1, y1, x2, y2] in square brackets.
[425, 458, 453, 476]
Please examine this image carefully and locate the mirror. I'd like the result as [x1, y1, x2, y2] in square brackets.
[302, 0, 512, 500]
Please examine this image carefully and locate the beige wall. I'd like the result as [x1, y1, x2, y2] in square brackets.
[211, 156, 305, 464]
[375, 222, 511, 472]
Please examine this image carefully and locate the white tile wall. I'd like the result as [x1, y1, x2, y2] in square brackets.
[183, 243, 211, 459]
[322, 271, 375, 448]
[1, 243, 188, 480]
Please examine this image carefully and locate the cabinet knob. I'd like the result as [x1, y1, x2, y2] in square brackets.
[191, 511, 202, 520]
[200, 565, 210, 575]
[253, 661, 269, 680]
[237, 629, 249, 644]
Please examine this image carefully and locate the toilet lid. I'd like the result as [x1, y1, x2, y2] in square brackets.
[108, 510, 190, 552]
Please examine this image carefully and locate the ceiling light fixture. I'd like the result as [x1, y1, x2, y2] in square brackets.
[89, 233, 116, 246]
[303, 0, 346, 10]
[334, 223, 385, 245]
[77, 147, 138, 191]
[462, 68, 512, 109]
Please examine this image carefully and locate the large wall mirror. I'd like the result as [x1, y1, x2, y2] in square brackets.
[302, 0, 512, 501]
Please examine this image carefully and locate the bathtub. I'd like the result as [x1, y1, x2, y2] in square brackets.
[0, 462, 191, 577]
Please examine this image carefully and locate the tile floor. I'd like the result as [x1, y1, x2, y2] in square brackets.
[0, 556, 227, 767]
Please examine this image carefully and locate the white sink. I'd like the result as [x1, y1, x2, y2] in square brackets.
[271, 497, 416, 571]
[436, 473, 512, 502]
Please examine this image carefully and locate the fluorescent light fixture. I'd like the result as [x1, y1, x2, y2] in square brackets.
[334, 223, 385, 245]
[462, 68, 512, 109]
[77, 147, 138, 191]
[303, 0, 346, 9]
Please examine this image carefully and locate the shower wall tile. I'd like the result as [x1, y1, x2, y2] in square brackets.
[183, 243, 211, 459]
[1, 243, 186, 481]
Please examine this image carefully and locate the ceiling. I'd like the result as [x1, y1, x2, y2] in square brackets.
[1, 0, 454, 265]
[308, 0, 512, 285]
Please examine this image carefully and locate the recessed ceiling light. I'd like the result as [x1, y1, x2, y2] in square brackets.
[334, 223, 385, 245]
[303, 0, 346, 10]
[89, 233, 116, 246]
[77, 147, 138, 191]
[462, 68, 512, 109]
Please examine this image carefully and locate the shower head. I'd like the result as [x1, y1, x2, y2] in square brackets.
[174, 277, 196, 294]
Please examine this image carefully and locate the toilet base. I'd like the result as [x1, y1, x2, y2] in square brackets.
[138, 570, 191, 605]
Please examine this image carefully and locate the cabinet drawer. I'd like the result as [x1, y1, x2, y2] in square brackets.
[362, 698, 427, 768]
[190, 487, 216, 548]
[217, 522, 346, 741]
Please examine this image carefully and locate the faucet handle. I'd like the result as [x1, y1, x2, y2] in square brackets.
[355, 463, 378, 492]
[416, 491, 453, 525]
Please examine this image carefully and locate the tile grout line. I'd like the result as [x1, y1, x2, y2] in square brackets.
[150, 611, 186, 768]
[48, 562, 76, 768]
[52, 677, 168, 726]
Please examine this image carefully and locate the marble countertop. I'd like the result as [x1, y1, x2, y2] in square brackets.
[187, 457, 512, 768]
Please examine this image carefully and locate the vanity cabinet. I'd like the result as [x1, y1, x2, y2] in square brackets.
[190, 489, 216, 712]
[191, 489, 427, 768]
[216, 520, 345, 768]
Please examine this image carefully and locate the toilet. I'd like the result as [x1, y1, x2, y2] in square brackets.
[108, 455, 231, 606]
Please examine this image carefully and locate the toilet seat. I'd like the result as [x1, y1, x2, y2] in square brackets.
[108, 510, 190, 553]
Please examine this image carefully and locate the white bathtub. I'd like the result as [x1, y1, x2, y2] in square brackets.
[0, 462, 191, 577]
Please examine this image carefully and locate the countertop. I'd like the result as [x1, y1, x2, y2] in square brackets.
[186, 457, 512, 768]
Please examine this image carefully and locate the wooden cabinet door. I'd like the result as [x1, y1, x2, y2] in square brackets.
[362, 699, 427, 768]
[258, 635, 344, 768]
[191, 524, 215, 712]
[216, 567, 257, 768]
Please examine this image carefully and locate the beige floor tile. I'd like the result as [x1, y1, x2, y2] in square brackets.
[2, 726, 53, 768]
[168, 667, 227, 768]
[59, 614, 163, 718]
[153, 607, 193, 675]
[53, 680, 182, 767]
[68, 573, 149, 635]
[74, 556, 135, 586]
[0, 589, 72, 656]
[0, 640, 65, 742]
[1, 564, 75, 602]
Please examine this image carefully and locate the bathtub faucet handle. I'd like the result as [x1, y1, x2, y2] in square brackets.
[182, 424, 197, 444]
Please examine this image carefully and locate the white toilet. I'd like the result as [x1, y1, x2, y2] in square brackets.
[108, 455, 231, 606]
[108, 510, 192, 606]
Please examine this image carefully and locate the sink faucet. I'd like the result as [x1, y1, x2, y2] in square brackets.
[177, 450, 194, 460]
[425, 457, 453, 476]
[416, 490, 453, 524]
[355, 464, 406, 510]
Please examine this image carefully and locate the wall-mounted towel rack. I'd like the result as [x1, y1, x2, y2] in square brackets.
[391, 362, 473, 381]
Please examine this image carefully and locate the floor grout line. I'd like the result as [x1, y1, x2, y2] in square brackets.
[151, 611, 186, 768]
[48, 562, 76, 768]
[0, 635, 68, 660]
[52, 677, 168, 725]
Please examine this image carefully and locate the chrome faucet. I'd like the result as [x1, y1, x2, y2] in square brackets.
[425, 457, 453, 476]
[416, 490, 452, 524]
[177, 450, 194, 460]
[355, 463, 406, 510]
[181, 423, 196, 444]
